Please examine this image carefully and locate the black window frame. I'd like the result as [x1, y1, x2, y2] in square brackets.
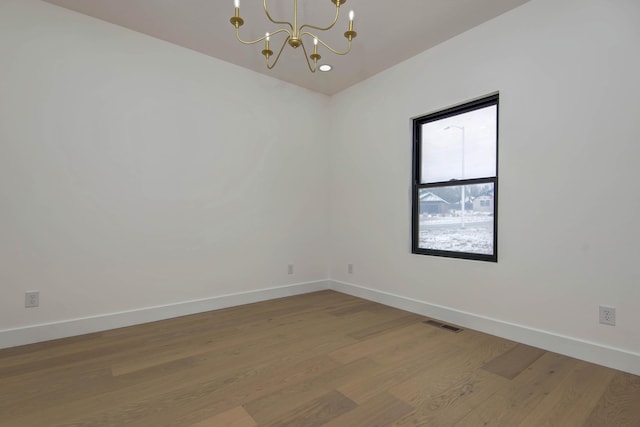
[412, 94, 499, 262]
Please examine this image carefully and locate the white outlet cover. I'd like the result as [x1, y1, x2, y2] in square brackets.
[25, 291, 39, 308]
[599, 305, 616, 326]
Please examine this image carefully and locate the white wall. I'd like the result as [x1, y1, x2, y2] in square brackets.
[329, 0, 640, 369]
[0, 0, 329, 339]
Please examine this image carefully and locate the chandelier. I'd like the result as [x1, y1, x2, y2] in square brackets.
[230, 0, 357, 72]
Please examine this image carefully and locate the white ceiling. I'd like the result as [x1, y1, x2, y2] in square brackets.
[42, 0, 531, 95]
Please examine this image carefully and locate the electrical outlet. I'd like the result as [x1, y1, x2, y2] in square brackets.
[599, 305, 616, 326]
[288, 264, 294, 275]
[25, 291, 39, 308]
[348, 263, 353, 274]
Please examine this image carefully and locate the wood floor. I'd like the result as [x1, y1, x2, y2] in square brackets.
[1, 291, 639, 426]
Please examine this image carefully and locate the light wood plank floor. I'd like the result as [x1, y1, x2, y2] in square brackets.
[1, 291, 638, 426]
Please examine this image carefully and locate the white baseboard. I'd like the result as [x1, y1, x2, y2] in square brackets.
[0, 280, 329, 350]
[3, 278, 638, 377]
[329, 280, 640, 376]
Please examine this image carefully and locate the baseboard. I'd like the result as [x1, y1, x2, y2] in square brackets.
[0, 280, 329, 350]
[4, 279, 638, 376]
[329, 280, 640, 376]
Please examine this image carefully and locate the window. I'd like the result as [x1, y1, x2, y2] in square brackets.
[412, 94, 498, 262]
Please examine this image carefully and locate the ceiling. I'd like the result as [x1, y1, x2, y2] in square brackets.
[42, 0, 531, 95]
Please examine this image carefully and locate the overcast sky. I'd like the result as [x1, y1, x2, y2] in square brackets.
[421, 105, 497, 183]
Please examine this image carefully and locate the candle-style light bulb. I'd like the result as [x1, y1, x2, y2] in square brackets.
[263, 31, 272, 59]
[310, 36, 320, 64]
[230, 0, 243, 28]
[347, 10, 355, 33]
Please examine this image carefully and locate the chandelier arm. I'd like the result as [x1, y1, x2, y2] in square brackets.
[299, 40, 317, 73]
[263, 0, 294, 31]
[299, 5, 340, 33]
[301, 32, 352, 55]
[266, 36, 291, 70]
[235, 28, 291, 45]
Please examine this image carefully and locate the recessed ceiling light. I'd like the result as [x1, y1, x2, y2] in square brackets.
[318, 64, 332, 72]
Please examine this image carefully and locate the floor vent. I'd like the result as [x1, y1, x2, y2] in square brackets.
[423, 319, 463, 333]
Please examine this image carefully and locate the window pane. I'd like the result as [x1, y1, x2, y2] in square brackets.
[420, 105, 497, 184]
[417, 183, 495, 255]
